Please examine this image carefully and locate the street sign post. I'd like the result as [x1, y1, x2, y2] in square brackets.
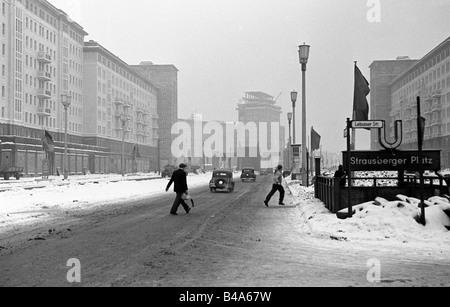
[351, 120, 384, 129]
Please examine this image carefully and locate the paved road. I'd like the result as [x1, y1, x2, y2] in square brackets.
[1, 175, 449, 287]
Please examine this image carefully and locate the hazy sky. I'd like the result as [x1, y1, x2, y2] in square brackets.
[48, 0, 450, 152]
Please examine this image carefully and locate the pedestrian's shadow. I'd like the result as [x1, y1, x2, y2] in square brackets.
[264, 205, 298, 209]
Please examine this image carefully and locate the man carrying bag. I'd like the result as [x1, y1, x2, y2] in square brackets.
[165, 163, 191, 215]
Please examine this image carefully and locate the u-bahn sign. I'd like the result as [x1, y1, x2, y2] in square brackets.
[342, 150, 441, 171]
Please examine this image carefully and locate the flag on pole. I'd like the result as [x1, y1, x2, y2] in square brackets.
[311, 127, 321, 152]
[42, 130, 55, 153]
[353, 64, 370, 121]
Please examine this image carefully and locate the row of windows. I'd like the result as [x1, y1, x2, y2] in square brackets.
[22, 110, 83, 133]
[393, 46, 450, 91]
[97, 67, 154, 103]
[25, 16, 56, 45]
[97, 53, 157, 95]
[393, 69, 450, 103]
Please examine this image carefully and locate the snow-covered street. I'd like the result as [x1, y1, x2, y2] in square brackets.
[1, 173, 449, 251]
[1, 173, 450, 287]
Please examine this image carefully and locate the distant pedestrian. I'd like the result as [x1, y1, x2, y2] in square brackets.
[165, 163, 191, 215]
[264, 165, 285, 207]
[334, 165, 346, 187]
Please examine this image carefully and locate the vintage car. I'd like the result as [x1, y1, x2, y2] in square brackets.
[209, 170, 235, 193]
[260, 168, 269, 176]
[161, 165, 177, 178]
[240, 167, 256, 182]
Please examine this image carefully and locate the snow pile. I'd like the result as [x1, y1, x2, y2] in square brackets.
[285, 179, 450, 249]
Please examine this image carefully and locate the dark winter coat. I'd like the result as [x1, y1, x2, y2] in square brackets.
[166, 169, 188, 193]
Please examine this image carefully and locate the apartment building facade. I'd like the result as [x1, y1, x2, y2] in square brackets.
[0, 0, 93, 175]
[388, 37, 450, 168]
[0, 0, 165, 176]
[83, 41, 160, 173]
[131, 62, 178, 169]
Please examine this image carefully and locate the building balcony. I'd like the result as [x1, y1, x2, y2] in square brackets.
[37, 71, 52, 82]
[37, 106, 51, 117]
[114, 98, 124, 106]
[123, 101, 132, 109]
[423, 107, 432, 115]
[431, 118, 441, 126]
[136, 128, 146, 136]
[37, 51, 52, 63]
[37, 89, 52, 99]
[389, 109, 399, 117]
[431, 90, 442, 99]
[114, 124, 131, 133]
[423, 94, 433, 102]
[135, 117, 145, 125]
[431, 102, 441, 112]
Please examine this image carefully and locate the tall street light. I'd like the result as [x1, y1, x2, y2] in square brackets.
[299, 43, 310, 187]
[61, 94, 71, 180]
[120, 113, 127, 176]
[157, 138, 162, 175]
[287, 112, 293, 171]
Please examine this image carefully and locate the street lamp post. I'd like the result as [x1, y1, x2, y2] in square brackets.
[120, 113, 127, 176]
[298, 43, 311, 187]
[61, 94, 71, 180]
[157, 138, 162, 175]
[287, 112, 293, 171]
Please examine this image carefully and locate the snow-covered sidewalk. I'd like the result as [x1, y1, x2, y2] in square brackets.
[284, 178, 450, 250]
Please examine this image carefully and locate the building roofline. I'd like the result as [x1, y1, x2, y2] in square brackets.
[389, 36, 450, 86]
[83, 41, 160, 89]
[369, 59, 417, 68]
[41, 0, 88, 36]
[131, 62, 179, 72]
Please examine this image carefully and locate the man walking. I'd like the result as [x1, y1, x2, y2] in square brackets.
[264, 165, 285, 207]
[166, 163, 191, 215]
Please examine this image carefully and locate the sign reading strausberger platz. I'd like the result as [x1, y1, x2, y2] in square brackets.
[342, 150, 441, 171]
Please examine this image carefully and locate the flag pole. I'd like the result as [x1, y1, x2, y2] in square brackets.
[417, 96, 426, 226]
[347, 118, 353, 218]
[352, 61, 358, 151]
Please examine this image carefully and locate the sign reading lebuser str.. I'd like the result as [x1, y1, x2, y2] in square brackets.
[342, 150, 441, 171]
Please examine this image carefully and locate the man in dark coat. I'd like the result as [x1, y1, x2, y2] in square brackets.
[165, 163, 191, 215]
[334, 165, 346, 187]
